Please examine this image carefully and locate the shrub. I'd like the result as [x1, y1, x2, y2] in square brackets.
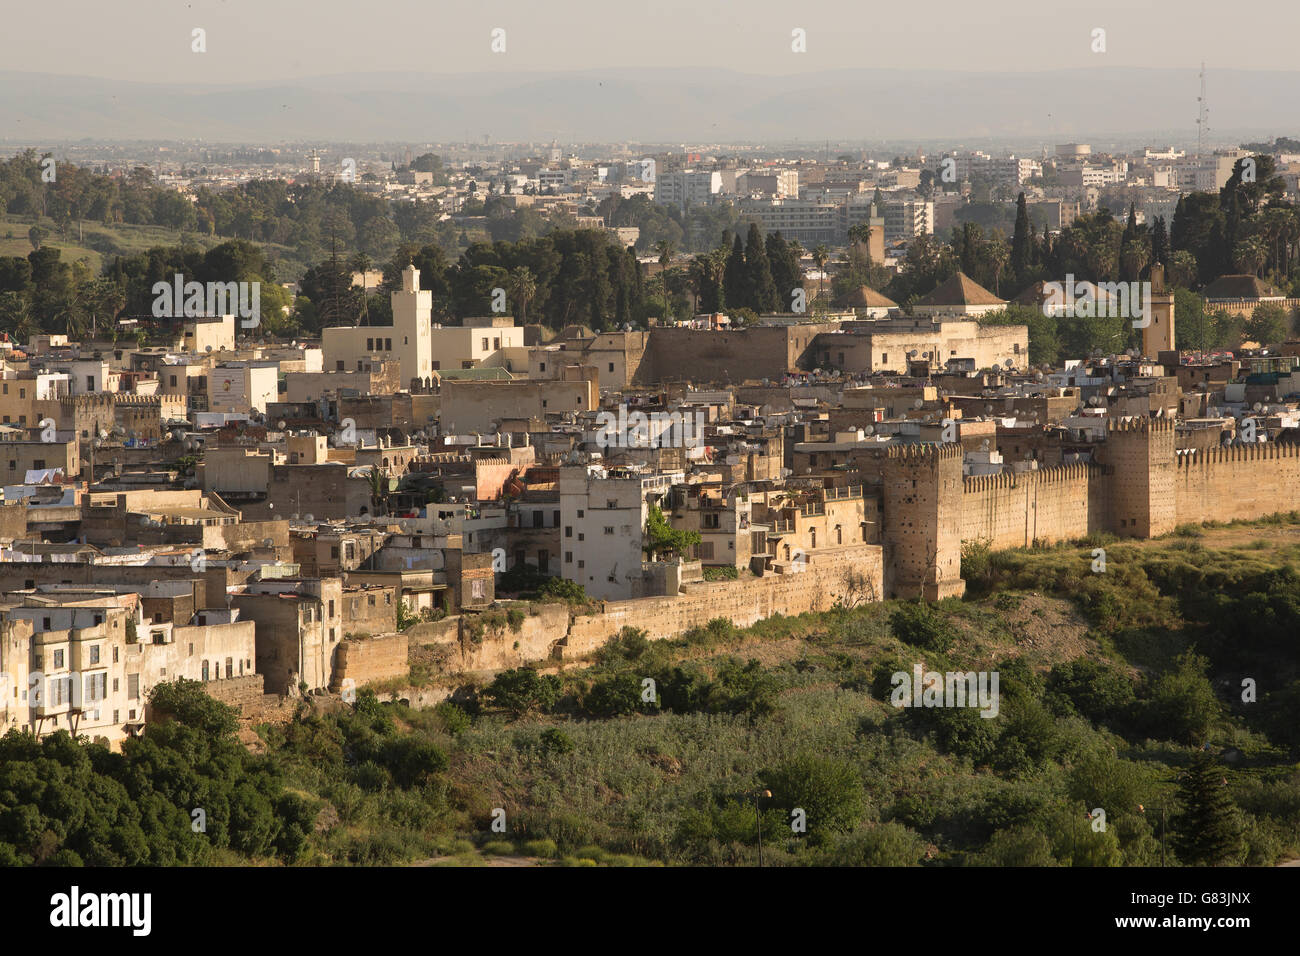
[482, 668, 562, 718]
[584, 673, 648, 718]
[539, 727, 575, 756]
[434, 702, 471, 736]
[702, 565, 739, 581]
[889, 601, 957, 652]
[540, 577, 588, 605]
[524, 838, 559, 858]
[764, 754, 866, 838]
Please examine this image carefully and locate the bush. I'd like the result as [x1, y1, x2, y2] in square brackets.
[523, 838, 559, 858]
[702, 565, 739, 581]
[889, 601, 957, 652]
[482, 668, 562, 718]
[764, 754, 866, 839]
[434, 702, 472, 736]
[540, 577, 588, 605]
[584, 673, 649, 718]
[539, 727, 575, 756]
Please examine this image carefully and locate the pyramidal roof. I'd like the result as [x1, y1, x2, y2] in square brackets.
[831, 285, 898, 309]
[1202, 274, 1281, 299]
[916, 271, 1006, 307]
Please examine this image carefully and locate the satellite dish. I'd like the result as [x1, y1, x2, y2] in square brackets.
[277, 421, 287, 430]
[1253, 402, 1263, 412]
[206, 346, 212, 352]
[985, 404, 993, 413]
[304, 514, 314, 522]
[267, 502, 274, 510]
[262, 538, 273, 548]
[913, 399, 923, 409]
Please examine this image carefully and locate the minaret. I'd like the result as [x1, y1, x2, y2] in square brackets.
[1144, 263, 1175, 359]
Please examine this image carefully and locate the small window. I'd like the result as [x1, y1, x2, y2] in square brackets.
[89, 646, 100, 665]
[53, 649, 64, 668]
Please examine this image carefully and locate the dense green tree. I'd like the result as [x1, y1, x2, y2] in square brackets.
[1174, 751, 1242, 866]
[743, 223, 778, 313]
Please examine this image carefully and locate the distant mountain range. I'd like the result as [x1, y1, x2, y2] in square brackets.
[1, 67, 1296, 146]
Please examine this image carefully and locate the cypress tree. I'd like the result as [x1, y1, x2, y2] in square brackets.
[1011, 192, 1032, 285]
[1173, 751, 1242, 866]
[1170, 195, 1187, 252]
[1152, 216, 1169, 268]
[744, 222, 778, 312]
[766, 231, 795, 310]
[725, 233, 748, 311]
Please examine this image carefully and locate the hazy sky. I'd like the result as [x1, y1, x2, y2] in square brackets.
[3, 0, 1296, 83]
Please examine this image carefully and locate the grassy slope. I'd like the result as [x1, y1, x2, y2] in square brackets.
[254, 517, 1300, 867]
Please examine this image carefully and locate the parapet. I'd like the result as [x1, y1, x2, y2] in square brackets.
[1106, 416, 1176, 434]
[1176, 442, 1300, 467]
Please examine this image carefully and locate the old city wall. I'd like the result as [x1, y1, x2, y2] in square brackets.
[364, 545, 883, 695]
[563, 544, 883, 656]
[1174, 443, 1300, 524]
[961, 463, 1108, 550]
[331, 633, 410, 689]
[642, 324, 838, 385]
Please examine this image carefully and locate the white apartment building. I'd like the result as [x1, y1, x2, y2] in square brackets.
[882, 199, 934, 242]
[558, 466, 683, 600]
[207, 362, 279, 415]
[990, 157, 1041, 188]
[737, 197, 838, 243]
[654, 170, 722, 210]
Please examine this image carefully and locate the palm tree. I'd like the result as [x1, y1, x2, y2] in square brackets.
[654, 239, 675, 270]
[368, 467, 389, 517]
[1234, 237, 1267, 277]
[350, 253, 373, 324]
[0, 291, 34, 343]
[50, 286, 88, 339]
[812, 243, 830, 303]
[508, 266, 536, 324]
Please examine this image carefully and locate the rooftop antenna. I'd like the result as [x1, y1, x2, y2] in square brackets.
[1196, 62, 1209, 159]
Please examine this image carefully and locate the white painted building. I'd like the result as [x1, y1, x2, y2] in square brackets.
[558, 466, 683, 600]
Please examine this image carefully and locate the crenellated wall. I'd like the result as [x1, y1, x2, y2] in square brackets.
[1174, 442, 1300, 524]
[962, 462, 1109, 550]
